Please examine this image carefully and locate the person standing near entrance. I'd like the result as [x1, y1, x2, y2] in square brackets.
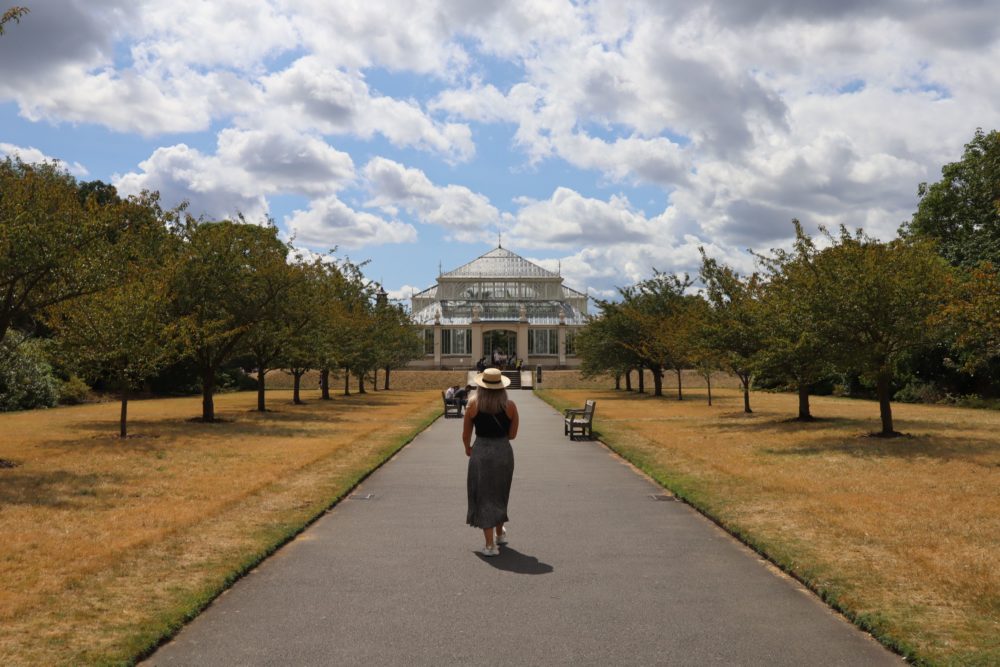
[462, 367, 519, 556]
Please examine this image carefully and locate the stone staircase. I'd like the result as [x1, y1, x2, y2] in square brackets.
[502, 370, 522, 390]
[466, 369, 530, 390]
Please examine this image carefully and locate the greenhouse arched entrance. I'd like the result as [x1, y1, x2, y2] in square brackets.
[483, 329, 517, 366]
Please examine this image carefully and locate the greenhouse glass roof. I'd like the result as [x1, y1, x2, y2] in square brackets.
[411, 246, 589, 326]
[441, 247, 559, 279]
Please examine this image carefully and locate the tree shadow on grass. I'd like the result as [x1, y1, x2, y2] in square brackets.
[0, 470, 124, 508]
[476, 546, 554, 574]
[761, 433, 1000, 466]
[709, 412, 997, 439]
[46, 414, 346, 449]
[710, 413, 869, 432]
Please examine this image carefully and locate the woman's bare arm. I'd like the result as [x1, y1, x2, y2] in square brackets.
[506, 401, 519, 440]
[462, 403, 477, 455]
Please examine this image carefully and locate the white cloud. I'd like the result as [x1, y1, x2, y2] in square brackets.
[214, 128, 355, 196]
[114, 128, 356, 219]
[0, 143, 89, 178]
[114, 143, 269, 221]
[387, 284, 426, 302]
[129, 0, 299, 70]
[286, 195, 417, 249]
[287, 0, 471, 74]
[257, 57, 475, 162]
[510, 187, 663, 248]
[363, 157, 500, 241]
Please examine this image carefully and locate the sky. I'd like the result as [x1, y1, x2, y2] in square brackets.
[2, 0, 1000, 303]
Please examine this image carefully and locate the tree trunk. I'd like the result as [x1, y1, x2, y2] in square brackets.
[638, 366, 645, 394]
[293, 371, 304, 404]
[675, 368, 683, 400]
[652, 367, 662, 396]
[384, 366, 391, 390]
[706, 372, 713, 406]
[201, 367, 216, 422]
[876, 372, 896, 436]
[320, 367, 331, 400]
[372, 368, 379, 391]
[344, 368, 351, 396]
[119, 383, 129, 439]
[358, 373, 366, 394]
[625, 370, 632, 391]
[797, 382, 813, 421]
[741, 374, 752, 413]
[257, 365, 267, 412]
[614, 374, 621, 390]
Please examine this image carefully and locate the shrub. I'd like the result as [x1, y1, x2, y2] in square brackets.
[894, 379, 946, 404]
[58, 375, 93, 405]
[0, 332, 59, 411]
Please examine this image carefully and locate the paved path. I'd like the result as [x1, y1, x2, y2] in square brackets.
[146, 391, 899, 666]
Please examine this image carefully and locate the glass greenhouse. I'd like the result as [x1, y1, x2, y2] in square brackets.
[409, 246, 588, 369]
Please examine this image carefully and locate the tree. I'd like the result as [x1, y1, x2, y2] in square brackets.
[0, 158, 122, 344]
[681, 296, 724, 405]
[618, 272, 697, 398]
[936, 262, 1000, 375]
[810, 228, 951, 436]
[280, 263, 334, 406]
[754, 220, 837, 420]
[45, 194, 182, 437]
[699, 251, 766, 413]
[0, 6, 27, 35]
[241, 257, 318, 411]
[171, 218, 293, 422]
[576, 297, 646, 391]
[907, 128, 1000, 268]
[324, 259, 375, 396]
[371, 297, 423, 390]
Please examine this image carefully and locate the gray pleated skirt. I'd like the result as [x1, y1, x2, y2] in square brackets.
[466, 436, 514, 529]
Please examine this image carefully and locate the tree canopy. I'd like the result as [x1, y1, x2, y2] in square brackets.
[908, 128, 1000, 268]
[0, 6, 28, 35]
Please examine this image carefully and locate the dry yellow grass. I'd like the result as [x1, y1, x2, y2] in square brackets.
[539, 387, 1000, 666]
[0, 389, 440, 666]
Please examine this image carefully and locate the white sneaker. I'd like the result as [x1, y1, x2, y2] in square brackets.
[496, 527, 508, 545]
[480, 544, 499, 557]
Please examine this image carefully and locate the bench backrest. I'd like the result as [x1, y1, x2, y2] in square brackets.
[584, 399, 596, 416]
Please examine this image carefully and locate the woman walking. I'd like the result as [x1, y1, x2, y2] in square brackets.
[463, 367, 520, 556]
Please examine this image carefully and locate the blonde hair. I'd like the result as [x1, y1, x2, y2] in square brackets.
[471, 387, 508, 415]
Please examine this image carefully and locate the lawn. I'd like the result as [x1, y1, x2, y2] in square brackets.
[0, 388, 441, 666]
[538, 387, 1000, 666]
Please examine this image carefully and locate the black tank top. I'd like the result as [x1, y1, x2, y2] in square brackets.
[473, 408, 511, 438]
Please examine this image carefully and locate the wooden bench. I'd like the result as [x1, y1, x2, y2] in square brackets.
[564, 399, 596, 440]
[442, 391, 463, 418]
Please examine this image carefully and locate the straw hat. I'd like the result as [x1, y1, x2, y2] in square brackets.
[474, 367, 511, 389]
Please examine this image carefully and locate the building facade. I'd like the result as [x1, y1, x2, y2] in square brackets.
[409, 246, 588, 369]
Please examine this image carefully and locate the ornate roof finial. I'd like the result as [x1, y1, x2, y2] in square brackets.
[438, 260, 442, 276]
[498, 229, 502, 248]
[558, 260, 561, 276]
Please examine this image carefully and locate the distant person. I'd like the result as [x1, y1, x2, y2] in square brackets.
[455, 384, 474, 407]
[462, 367, 520, 556]
[476, 357, 487, 372]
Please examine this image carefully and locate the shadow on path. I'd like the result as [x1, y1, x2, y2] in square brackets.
[476, 546, 554, 574]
